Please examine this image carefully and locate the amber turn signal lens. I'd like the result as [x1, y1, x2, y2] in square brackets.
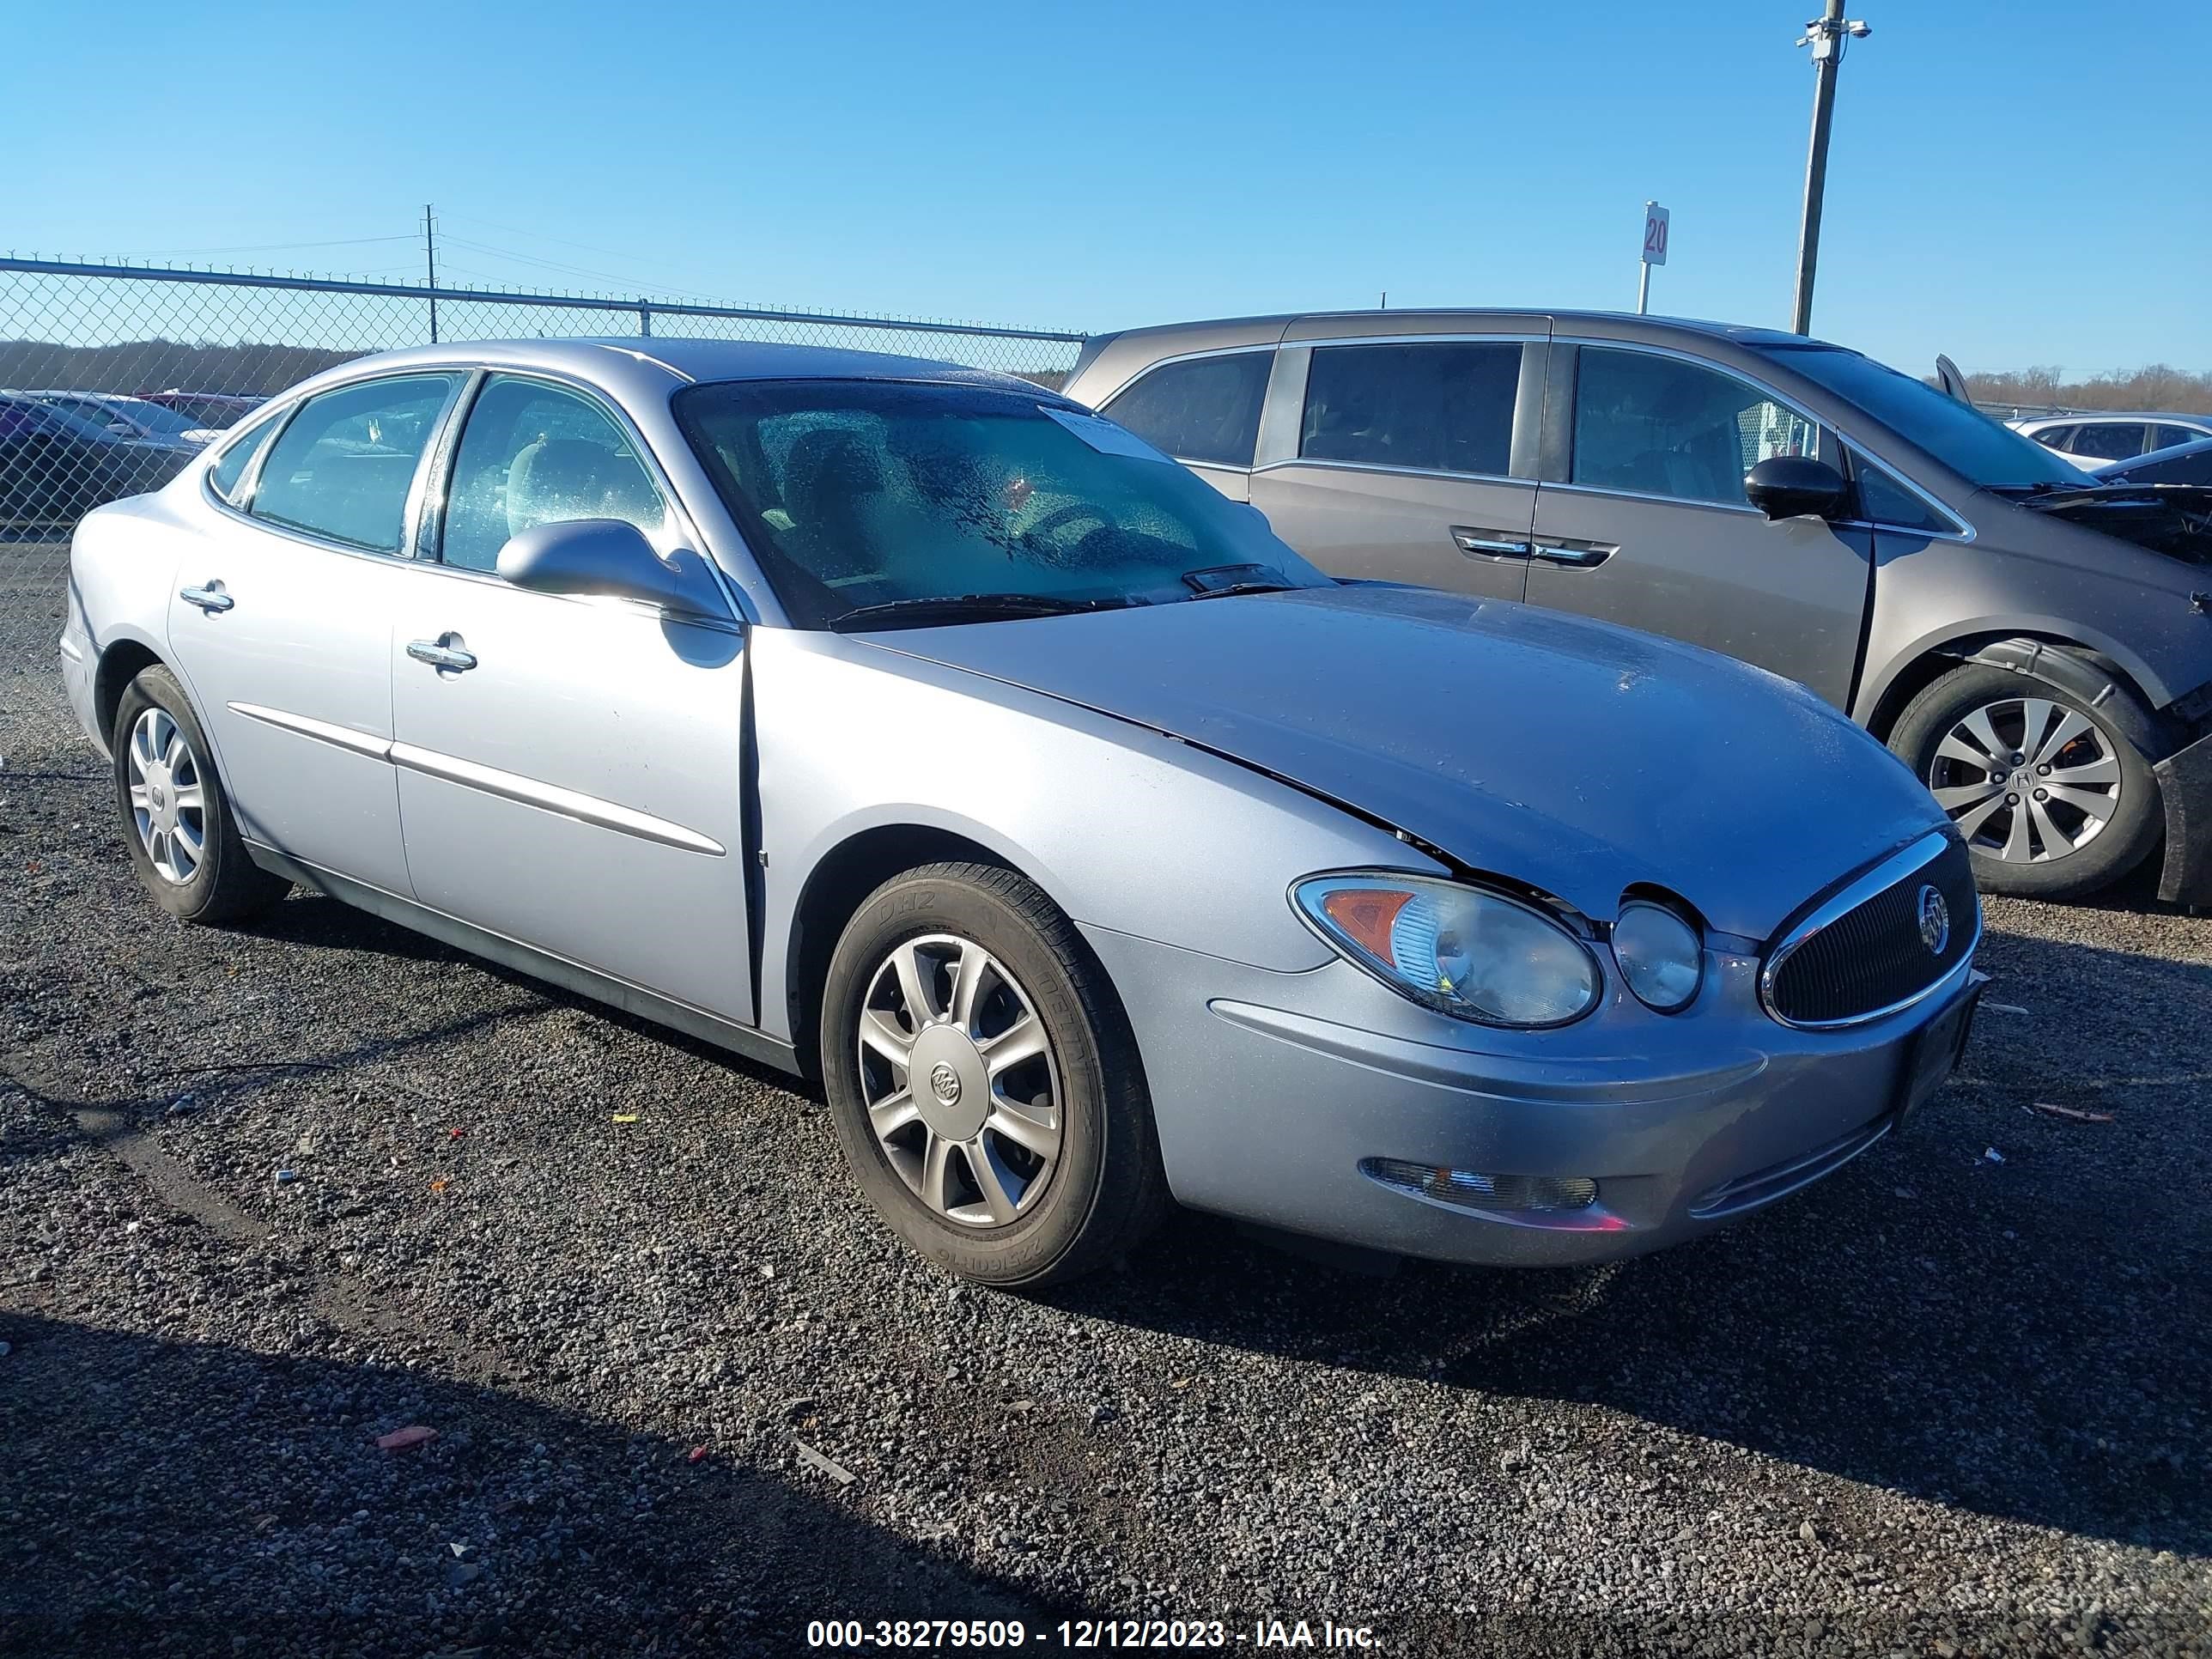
[1320, 887, 1413, 959]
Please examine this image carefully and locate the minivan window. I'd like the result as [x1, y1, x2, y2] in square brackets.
[249, 375, 458, 551]
[1299, 342, 1519, 477]
[441, 376, 667, 573]
[2070, 422, 2148, 462]
[1098, 352, 1270, 468]
[1766, 345, 2085, 488]
[677, 379, 1325, 630]
[207, 409, 284, 503]
[1571, 348, 1815, 507]
[1853, 459, 1952, 534]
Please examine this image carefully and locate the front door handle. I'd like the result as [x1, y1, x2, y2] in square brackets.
[1450, 526, 1534, 558]
[179, 582, 234, 613]
[406, 637, 478, 673]
[1530, 539, 1618, 568]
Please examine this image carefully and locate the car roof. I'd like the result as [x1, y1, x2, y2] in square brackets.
[1092, 308, 1814, 349]
[277, 337, 1053, 407]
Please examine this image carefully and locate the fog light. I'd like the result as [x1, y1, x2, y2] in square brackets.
[1361, 1158, 1598, 1212]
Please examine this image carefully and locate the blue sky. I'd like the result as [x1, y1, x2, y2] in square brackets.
[17, 1, 2209, 376]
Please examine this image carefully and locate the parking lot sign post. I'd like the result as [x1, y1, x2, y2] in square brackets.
[1638, 201, 1668, 314]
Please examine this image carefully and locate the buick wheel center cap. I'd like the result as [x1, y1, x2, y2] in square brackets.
[906, 1024, 988, 1140]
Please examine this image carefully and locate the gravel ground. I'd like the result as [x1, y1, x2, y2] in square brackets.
[3, 687, 2209, 1654]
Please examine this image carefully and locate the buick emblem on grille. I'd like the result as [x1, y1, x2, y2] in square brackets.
[1917, 884, 1950, 955]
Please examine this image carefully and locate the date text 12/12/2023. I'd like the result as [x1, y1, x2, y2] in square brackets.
[805, 1618, 1382, 1649]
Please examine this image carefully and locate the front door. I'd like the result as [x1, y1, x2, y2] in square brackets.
[1524, 343, 1873, 708]
[387, 373, 753, 1022]
[164, 372, 463, 896]
[1249, 338, 1541, 603]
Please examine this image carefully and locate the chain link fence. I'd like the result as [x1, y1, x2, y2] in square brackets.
[0, 256, 1085, 763]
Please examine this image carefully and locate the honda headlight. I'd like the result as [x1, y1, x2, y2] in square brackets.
[1293, 873, 1601, 1029]
[1610, 900, 1705, 1012]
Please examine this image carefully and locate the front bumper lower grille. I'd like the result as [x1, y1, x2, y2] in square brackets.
[1764, 832, 1979, 1028]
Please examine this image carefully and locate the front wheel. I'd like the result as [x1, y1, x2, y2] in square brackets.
[1887, 664, 2162, 901]
[819, 862, 1167, 1287]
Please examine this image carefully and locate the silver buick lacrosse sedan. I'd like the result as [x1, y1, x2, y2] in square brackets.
[62, 339, 1981, 1285]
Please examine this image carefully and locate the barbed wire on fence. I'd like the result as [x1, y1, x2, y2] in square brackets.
[0, 256, 1088, 763]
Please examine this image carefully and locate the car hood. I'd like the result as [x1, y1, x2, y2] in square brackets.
[856, 584, 1948, 939]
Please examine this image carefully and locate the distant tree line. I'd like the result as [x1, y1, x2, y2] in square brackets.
[1966, 363, 2212, 416]
[0, 339, 362, 397]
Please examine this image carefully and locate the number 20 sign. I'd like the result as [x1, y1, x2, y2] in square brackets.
[1642, 203, 1671, 267]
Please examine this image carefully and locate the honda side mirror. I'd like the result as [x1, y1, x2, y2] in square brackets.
[1745, 456, 1849, 521]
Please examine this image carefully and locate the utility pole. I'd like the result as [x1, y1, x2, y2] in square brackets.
[422, 204, 440, 343]
[1790, 3, 1870, 335]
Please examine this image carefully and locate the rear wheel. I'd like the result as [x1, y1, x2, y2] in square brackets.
[1888, 664, 2161, 900]
[112, 665, 289, 923]
[819, 862, 1167, 1287]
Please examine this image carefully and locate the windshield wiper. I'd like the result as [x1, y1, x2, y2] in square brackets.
[1990, 482, 2197, 504]
[827, 592, 1131, 632]
[1182, 563, 1300, 599]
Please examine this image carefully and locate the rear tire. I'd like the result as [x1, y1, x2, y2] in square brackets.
[112, 665, 290, 924]
[819, 861, 1167, 1287]
[1887, 664, 2161, 901]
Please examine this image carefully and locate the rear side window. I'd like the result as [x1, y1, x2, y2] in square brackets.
[2068, 422, 2148, 461]
[2028, 424, 2075, 451]
[1299, 342, 1520, 476]
[207, 409, 284, 503]
[440, 376, 667, 573]
[250, 375, 458, 551]
[1572, 348, 1817, 507]
[1099, 352, 1269, 467]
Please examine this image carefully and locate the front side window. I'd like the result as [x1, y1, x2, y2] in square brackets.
[2154, 424, 2203, 453]
[249, 375, 458, 551]
[440, 376, 668, 573]
[1098, 352, 1270, 467]
[208, 408, 285, 503]
[2069, 422, 2148, 462]
[1571, 348, 1816, 507]
[1852, 458, 1953, 533]
[1299, 342, 1521, 477]
[677, 379, 1326, 629]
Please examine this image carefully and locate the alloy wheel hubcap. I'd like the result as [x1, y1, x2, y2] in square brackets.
[127, 708, 207, 885]
[856, 933, 1061, 1229]
[1928, 696, 2120, 864]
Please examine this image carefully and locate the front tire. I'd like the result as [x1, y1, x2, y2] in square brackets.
[1887, 664, 2162, 900]
[112, 665, 289, 924]
[819, 862, 1167, 1287]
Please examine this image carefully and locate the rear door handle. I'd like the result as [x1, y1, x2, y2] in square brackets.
[1530, 539, 1618, 568]
[179, 582, 234, 613]
[406, 637, 478, 673]
[1450, 526, 1534, 558]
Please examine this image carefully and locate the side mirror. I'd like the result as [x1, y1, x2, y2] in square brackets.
[1745, 455, 1849, 521]
[495, 518, 726, 616]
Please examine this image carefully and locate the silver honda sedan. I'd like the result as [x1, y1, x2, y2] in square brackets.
[61, 339, 1983, 1285]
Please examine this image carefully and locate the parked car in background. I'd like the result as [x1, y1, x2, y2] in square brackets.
[132, 389, 264, 430]
[1, 392, 192, 529]
[31, 390, 222, 447]
[64, 339, 1983, 1285]
[2093, 434, 2212, 489]
[2010, 412, 2212, 465]
[1066, 312, 2212, 906]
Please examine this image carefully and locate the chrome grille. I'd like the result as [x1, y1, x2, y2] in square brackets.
[1764, 833, 1979, 1028]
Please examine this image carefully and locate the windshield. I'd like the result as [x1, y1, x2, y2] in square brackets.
[1770, 344, 2087, 489]
[101, 397, 204, 437]
[675, 378, 1325, 629]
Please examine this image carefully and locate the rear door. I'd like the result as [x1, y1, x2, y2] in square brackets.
[164, 372, 462, 896]
[1523, 342, 1874, 708]
[1248, 321, 1545, 603]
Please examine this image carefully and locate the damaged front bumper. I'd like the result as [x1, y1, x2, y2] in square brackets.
[2154, 724, 2212, 905]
